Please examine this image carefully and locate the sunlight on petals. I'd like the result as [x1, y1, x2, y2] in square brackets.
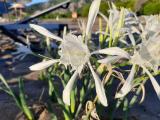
[98, 56, 122, 64]
[88, 62, 108, 106]
[29, 59, 59, 71]
[63, 70, 79, 105]
[86, 0, 101, 36]
[115, 65, 136, 98]
[92, 47, 130, 59]
[30, 24, 63, 41]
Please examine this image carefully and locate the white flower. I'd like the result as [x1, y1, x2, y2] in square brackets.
[97, 12, 160, 99]
[142, 15, 160, 39]
[106, 3, 120, 28]
[29, 21, 130, 107]
[58, 34, 90, 73]
[29, 24, 108, 106]
[115, 34, 160, 100]
[131, 33, 160, 72]
[98, 4, 125, 45]
[29, 0, 121, 107]
[99, 5, 139, 46]
[29, 0, 133, 107]
[99, 13, 160, 99]
[86, 0, 101, 36]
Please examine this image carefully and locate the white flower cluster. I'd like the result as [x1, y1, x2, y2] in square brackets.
[29, 0, 160, 107]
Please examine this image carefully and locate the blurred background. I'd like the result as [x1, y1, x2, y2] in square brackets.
[0, 0, 160, 21]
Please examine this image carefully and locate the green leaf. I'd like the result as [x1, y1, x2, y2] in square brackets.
[19, 78, 34, 120]
[80, 87, 85, 102]
[70, 90, 76, 114]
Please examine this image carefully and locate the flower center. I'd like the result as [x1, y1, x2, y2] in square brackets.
[131, 39, 160, 70]
[59, 34, 90, 71]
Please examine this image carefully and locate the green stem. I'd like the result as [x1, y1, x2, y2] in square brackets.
[129, 80, 147, 107]
[75, 78, 92, 119]
[75, 103, 82, 118]
[19, 79, 34, 120]
[123, 98, 129, 120]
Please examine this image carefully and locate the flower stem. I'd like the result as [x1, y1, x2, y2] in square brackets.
[129, 80, 147, 107]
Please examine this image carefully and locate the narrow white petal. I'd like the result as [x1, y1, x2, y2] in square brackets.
[30, 24, 63, 41]
[127, 30, 136, 46]
[115, 65, 136, 98]
[63, 70, 78, 105]
[142, 66, 160, 100]
[29, 59, 59, 71]
[88, 62, 108, 106]
[92, 47, 130, 59]
[119, 38, 129, 45]
[111, 2, 117, 10]
[98, 11, 109, 23]
[86, 0, 101, 36]
[98, 56, 122, 64]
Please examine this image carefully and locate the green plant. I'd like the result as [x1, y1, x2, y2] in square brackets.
[139, 1, 160, 15]
[115, 0, 136, 11]
[99, 1, 109, 15]
[0, 75, 34, 120]
[79, 3, 91, 17]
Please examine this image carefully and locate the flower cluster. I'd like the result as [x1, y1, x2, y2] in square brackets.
[29, 0, 160, 108]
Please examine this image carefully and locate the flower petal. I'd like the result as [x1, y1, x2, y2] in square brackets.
[92, 47, 130, 59]
[63, 70, 79, 105]
[88, 62, 108, 106]
[30, 24, 63, 41]
[29, 59, 59, 71]
[98, 11, 109, 23]
[127, 30, 136, 46]
[86, 0, 101, 36]
[98, 56, 122, 64]
[142, 66, 160, 100]
[115, 65, 136, 98]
